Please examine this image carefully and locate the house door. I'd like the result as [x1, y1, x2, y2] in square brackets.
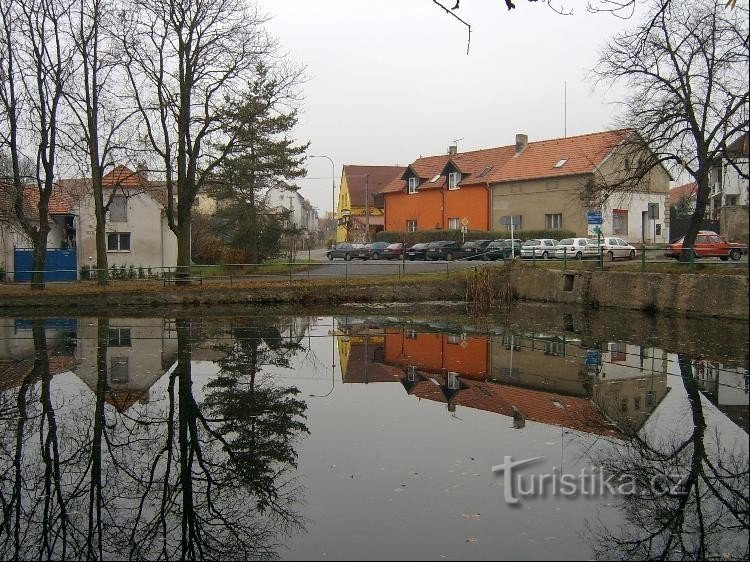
[13, 248, 77, 282]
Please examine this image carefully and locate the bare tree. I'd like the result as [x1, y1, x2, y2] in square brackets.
[119, 0, 277, 282]
[63, 0, 135, 286]
[591, 0, 749, 259]
[0, 0, 75, 288]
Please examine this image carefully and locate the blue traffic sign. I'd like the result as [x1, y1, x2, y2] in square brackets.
[585, 349, 601, 366]
[587, 211, 603, 225]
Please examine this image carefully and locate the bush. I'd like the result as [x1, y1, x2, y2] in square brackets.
[0, 264, 5, 282]
[375, 229, 576, 245]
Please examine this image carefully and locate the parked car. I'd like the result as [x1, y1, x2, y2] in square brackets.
[326, 242, 369, 261]
[520, 239, 558, 259]
[426, 240, 463, 261]
[587, 237, 637, 260]
[365, 241, 391, 260]
[460, 239, 493, 260]
[664, 231, 747, 261]
[555, 238, 592, 260]
[382, 242, 405, 260]
[485, 239, 522, 260]
[406, 242, 430, 261]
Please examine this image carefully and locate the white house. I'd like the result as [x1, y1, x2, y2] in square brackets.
[709, 133, 749, 218]
[264, 185, 319, 234]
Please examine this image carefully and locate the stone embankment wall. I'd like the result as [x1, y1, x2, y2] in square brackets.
[508, 268, 748, 320]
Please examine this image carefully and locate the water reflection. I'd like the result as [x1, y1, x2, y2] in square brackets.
[0, 309, 747, 560]
[0, 316, 308, 560]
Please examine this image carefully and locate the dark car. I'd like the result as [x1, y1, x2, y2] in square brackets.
[485, 239, 522, 260]
[326, 242, 369, 261]
[406, 242, 430, 261]
[365, 241, 391, 260]
[426, 240, 463, 261]
[382, 242, 405, 260]
[460, 239, 493, 260]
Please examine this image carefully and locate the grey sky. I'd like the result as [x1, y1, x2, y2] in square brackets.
[267, 0, 644, 214]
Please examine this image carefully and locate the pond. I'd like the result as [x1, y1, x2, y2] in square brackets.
[0, 304, 747, 560]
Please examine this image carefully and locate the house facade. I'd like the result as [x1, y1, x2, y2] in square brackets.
[382, 130, 671, 243]
[709, 133, 749, 218]
[1, 165, 177, 281]
[337, 165, 406, 243]
[264, 186, 319, 234]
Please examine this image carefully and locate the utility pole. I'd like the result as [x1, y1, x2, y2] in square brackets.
[365, 174, 370, 243]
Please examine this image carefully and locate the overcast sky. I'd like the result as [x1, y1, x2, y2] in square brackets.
[266, 0, 647, 215]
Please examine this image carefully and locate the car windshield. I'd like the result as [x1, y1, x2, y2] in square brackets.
[559, 239, 573, 245]
[410, 243, 428, 250]
[386, 243, 401, 249]
[523, 240, 539, 246]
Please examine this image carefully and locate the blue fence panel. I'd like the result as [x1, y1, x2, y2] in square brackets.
[13, 248, 77, 282]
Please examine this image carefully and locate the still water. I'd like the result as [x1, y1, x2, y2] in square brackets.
[0, 304, 747, 560]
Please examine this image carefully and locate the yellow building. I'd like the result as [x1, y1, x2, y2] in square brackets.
[337, 165, 405, 243]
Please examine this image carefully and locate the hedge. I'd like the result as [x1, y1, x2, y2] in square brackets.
[374, 229, 577, 245]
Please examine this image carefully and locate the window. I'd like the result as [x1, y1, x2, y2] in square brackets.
[406, 219, 417, 232]
[545, 213, 562, 229]
[407, 365, 418, 382]
[110, 195, 127, 222]
[612, 209, 628, 235]
[645, 391, 656, 408]
[447, 372, 460, 390]
[107, 232, 131, 251]
[448, 172, 460, 190]
[501, 215, 522, 231]
[448, 217, 460, 230]
[725, 195, 738, 206]
[110, 357, 129, 384]
[109, 328, 132, 347]
[553, 158, 568, 168]
[406, 329, 417, 339]
[447, 334, 462, 344]
[634, 397, 641, 411]
[408, 177, 419, 193]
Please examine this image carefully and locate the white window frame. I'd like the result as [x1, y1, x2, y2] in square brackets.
[108, 327, 132, 347]
[406, 219, 417, 233]
[447, 372, 460, 390]
[448, 217, 460, 230]
[407, 365, 418, 381]
[545, 213, 562, 229]
[612, 210, 628, 236]
[107, 232, 131, 252]
[408, 177, 419, 194]
[448, 172, 460, 190]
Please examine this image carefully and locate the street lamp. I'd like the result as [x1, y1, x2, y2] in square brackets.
[309, 154, 336, 225]
[309, 320, 337, 398]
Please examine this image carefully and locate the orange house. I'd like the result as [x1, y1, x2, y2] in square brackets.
[382, 145, 515, 233]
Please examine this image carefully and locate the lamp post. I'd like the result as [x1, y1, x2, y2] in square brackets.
[309, 319, 337, 398]
[309, 154, 336, 233]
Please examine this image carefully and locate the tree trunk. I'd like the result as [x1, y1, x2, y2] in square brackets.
[31, 230, 50, 290]
[175, 205, 192, 283]
[679, 172, 710, 262]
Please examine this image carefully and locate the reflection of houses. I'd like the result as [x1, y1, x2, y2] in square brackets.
[0, 318, 78, 391]
[74, 318, 178, 411]
[693, 358, 749, 432]
[336, 320, 673, 436]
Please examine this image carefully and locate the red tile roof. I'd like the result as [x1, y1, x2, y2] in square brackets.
[102, 165, 146, 188]
[0, 354, 77, 392]
[343, 165, 406, 207]
[668, 182, 698, 204]
[382, 129, 632, 194]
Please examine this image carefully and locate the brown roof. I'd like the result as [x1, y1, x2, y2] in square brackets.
[668, 182, 698, 204]
[0, 354, 77, 392]
[382, 129, 632, 194]
[726, 133, 749, 158]
[343, 165, 406, 207]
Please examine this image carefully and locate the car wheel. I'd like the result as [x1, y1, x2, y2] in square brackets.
[345, 253, 352, 261]
[541, 251, 548, 260]
[629, 249, 635, 260]
[575, 251, 583, 260]
[729, 248, 742, 261]
[327, 254, 333, 260]
[607, 251, 615, 262]
[409, 256, 415, 261]
[446, 252, 454, 261]
[372, 252, 379, 260]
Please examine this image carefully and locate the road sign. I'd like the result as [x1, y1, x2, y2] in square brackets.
[587, 224, 602, 236]
[587, 211, 603, 224]
[460, 217, 469, 227]
[585, 349, 601, 367]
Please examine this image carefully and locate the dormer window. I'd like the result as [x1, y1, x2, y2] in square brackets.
[553, 158, 568, 168]
[408, 177, 419, 194]
[448, 172, 460, 190]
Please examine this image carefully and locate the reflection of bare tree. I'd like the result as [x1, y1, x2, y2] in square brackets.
[0, 320, 70, 559]
[586, 354, 749, 560]
[121, 318, 307, 561]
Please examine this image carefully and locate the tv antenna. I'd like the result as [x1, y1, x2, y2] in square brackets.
[451, 137, 464, 152]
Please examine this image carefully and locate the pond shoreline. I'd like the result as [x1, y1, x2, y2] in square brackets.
[0, 266, 747, 320]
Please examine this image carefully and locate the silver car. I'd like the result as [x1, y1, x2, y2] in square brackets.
[520, 239, 557, 259]
[555, 238, 591, 260]
[589, 237, 637, 260]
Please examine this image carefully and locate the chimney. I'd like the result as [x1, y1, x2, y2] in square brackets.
[136, 162, 148, 183]
[448, 145, 457, 156]
[515, 134, 528, 155]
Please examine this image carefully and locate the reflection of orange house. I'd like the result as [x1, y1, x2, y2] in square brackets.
[383, 329, 488, 379]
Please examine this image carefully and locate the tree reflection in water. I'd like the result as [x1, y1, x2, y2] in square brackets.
[586, 354, 749, 561]
[0, 316, 308, 561]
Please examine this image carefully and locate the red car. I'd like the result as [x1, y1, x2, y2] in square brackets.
[664, 231, 746, 261]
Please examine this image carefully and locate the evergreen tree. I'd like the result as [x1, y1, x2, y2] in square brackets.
[211, 64, 308, 264]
